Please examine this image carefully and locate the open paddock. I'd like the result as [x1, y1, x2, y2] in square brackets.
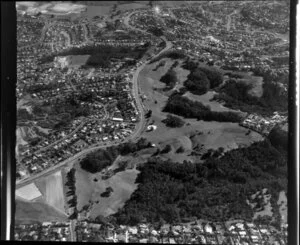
[35, 171, 66, 214]
[75, 162, 139, 218]
[15, 200, 67, 224]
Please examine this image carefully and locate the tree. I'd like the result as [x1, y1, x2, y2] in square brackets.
[160, 69, 178, 90]
[162, 114, 185, 128]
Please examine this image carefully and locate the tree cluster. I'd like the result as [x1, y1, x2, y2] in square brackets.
[66, 168, 78, 219]
[181, 60, 223, 95]
[80, 148, 118, 173]
[214, 79, 288, 116]
[113, 140, 287, 226]
[160, 69, 178, 90]
[164, 92, 242, 123]
[184, 70, 210, 95]
[39, 45, 148, 68]
[162, 114, 185, 128]
[80, 138, 152, 173]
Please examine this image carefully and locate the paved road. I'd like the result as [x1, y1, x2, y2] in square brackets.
[16, 10, 173, 189]
[16, 140, 122, 188]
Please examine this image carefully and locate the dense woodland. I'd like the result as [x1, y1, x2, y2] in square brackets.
[182, 61, 229, 95]
[164, 91, 242, 123]
[180, 58, 288, 116]
[113, 139, 287, 227]
[214, 79, 288, 116]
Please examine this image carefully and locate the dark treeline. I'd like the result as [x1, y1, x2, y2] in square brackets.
[39, 45, 148, 67]
[182, 60, 223, 95]
[113, 140, 287, 227]
[80, 138, 152, 173]
[66, 168, 78, 219]
[214, 79, 288, 116]
[163, 92, 242, 123]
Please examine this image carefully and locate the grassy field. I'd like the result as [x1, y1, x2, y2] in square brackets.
[75, 162, 139, 218]
[189, 122, 263, 152]
[66, 55, 90, 68]
[15, 199, 67, 224]
[35, 171, 66, 214]
[138, 59, 263, 159]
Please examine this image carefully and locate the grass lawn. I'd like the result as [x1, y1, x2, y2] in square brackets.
[138, 59, 263, 160]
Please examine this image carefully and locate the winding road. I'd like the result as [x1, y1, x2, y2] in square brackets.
[16, 10, 173, 188]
